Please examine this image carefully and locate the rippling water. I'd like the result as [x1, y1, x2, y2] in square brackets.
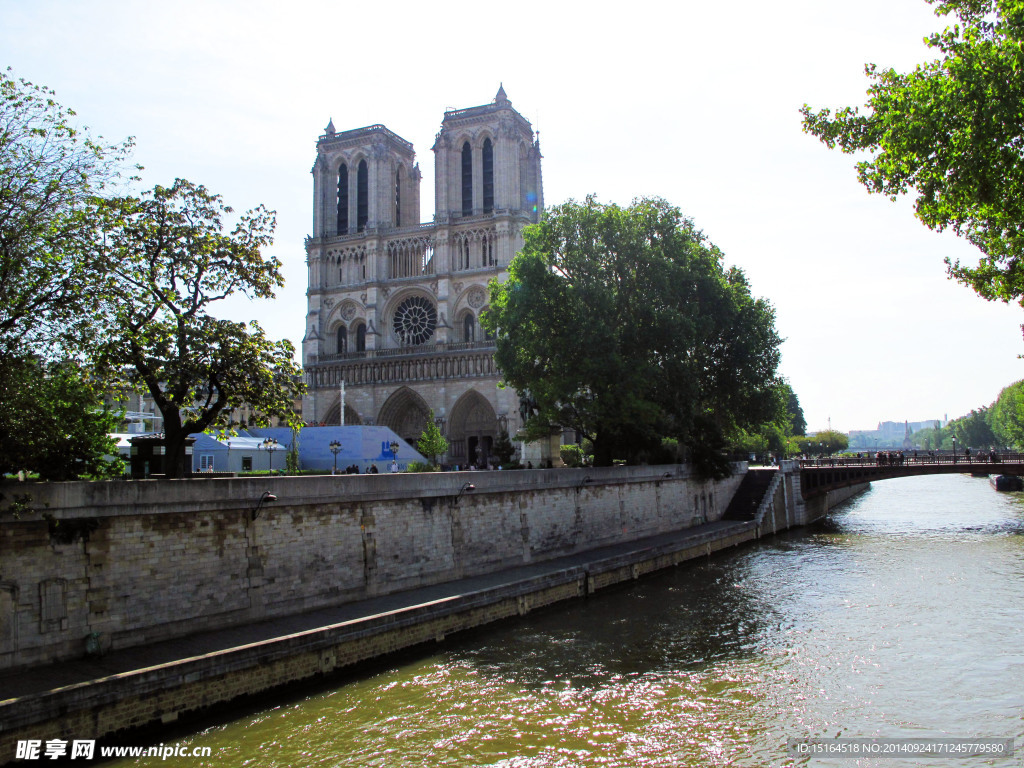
[111, 475, 1024, 767]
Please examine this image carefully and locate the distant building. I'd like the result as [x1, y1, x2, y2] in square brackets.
[848, 417, 947, 449]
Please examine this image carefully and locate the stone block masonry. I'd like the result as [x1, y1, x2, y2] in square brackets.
[0, 464, 742, 673]
[0, 518, 762, 761]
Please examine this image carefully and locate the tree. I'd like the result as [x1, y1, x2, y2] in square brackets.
[94, 179, 304, 478]
[801, 0, 1024, 305]
[797, 430, 849, 456]
[483, 196, 783, 476]
[493, 429, 516, 467]
[0, 70, 134, 483]
[991, 380, 1024, 447]
[948, 407, 997, 448]
[416, 410, 448, 467]
[0, 68, 133, 359]
[0, 356, 123, 481]
[784, 383, 807, 436]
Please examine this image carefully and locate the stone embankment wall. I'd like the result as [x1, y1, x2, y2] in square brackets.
[0, 465, 742, 672]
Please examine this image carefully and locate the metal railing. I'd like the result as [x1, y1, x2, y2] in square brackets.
[798, 452, 1024, 468]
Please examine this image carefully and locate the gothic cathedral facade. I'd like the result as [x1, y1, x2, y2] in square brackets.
[302, 87, 543, 467]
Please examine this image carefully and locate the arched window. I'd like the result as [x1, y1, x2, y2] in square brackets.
[336, 325, 348, 355]
[395, 169, 402, 225]
[482, 138, 494, 214]
[461, 142, 473, 217]
[337, 164, 349, 234]
[463, 313, 475, 343]
[357, 160, 369, 232]
[355, 322, 367, 352]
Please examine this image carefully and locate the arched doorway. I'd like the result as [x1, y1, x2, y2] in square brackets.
[323, 401, 362, 426]
[377, 387, 430, 445]
[448, 390, 498, 468]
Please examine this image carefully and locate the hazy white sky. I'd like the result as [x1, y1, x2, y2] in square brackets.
[4, 0, 1022, 433]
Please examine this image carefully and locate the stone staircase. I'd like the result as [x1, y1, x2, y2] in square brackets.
[723, 468, 778, 521]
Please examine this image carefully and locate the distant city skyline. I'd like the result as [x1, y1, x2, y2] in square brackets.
[4, 0, 1023, 433]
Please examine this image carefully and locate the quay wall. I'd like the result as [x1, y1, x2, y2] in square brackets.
[0, 465, 742, 672]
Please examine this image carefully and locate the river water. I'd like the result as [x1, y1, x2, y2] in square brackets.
[111, 474, 1024, 767]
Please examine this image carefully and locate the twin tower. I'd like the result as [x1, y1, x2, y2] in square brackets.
[303, 87, 545, 467]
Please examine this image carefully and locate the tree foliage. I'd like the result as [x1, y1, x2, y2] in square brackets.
[492, 429, 516, 467]
[990, 379, 1024, 447]
[0, 68, 133, 358]
[947, 407, 997, 447]
[796, 430, 850, 456]
[483, 196, 783, 477]
[0, 357, 123, 481]
[94, 179, 304, 477]
[416, 410, 449, 467]
[801, 0, 1024, 305]
[785, 383, 808, 436]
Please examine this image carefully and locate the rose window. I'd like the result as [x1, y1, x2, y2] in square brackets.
[393, 295, 437, 345]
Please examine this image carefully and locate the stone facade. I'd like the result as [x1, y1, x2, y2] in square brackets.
[303, 86, 544, 468]
[0, 465, 742, 672]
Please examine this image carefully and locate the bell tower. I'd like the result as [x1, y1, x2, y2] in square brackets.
[432, 85, 543, 224]
[311, 121, 421, 238]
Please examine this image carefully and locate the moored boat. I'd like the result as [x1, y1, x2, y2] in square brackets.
[989, 474, 1023, 491]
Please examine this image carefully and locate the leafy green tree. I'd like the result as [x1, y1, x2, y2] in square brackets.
[94, 179, 304, 478]
[0, 356, 123, 481]
[416, 410, 449, 467]
[801, 0, 1024, 305]
[0, 68, 133, 359]
[285, 423, 301, 474]
[797, 430, 849, 456]
[948, 407, 997, 448]
[784, 383, 807, 436]
[911, 423, 947, 450]
[493, 429, 516, 467]
[991, 380, 1024, 447]
[484, 196, 783, 476]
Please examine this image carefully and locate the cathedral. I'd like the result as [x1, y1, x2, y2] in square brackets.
[302, 86, 544, 467]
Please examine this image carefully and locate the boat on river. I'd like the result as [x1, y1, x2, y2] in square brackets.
[989, 474, 1023, 491]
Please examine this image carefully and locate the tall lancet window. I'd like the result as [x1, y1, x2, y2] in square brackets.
[482, 138, 494, 214]
[357, 159, 369, 232]
[395, 169, 402, 225]
[461, 142, 473, 217]
[337, 164, 349, 234]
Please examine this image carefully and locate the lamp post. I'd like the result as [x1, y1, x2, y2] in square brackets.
[390, 440, 399, 473]
[261, 437, 279, 475]
[329, 440, 342, 475]
[952, 436, 957, 464]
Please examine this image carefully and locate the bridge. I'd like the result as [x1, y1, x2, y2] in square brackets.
[726, 454, 1024, 530]
[797, 453, 1024, 498]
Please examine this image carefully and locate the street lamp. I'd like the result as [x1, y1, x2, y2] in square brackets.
[952, 436, 957, 464]
[390, 440, 399, 472]
[260, 437, 279, 475]
[329, 440, 342, 475]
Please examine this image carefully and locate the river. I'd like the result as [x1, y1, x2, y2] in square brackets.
[109, 474, 1024, 767]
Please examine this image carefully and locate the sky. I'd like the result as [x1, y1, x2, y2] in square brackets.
[4, 0, 1023, 434]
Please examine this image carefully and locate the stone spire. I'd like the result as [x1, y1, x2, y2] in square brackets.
[325, 118, 336, 136]
[495, 83, 509, 106]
